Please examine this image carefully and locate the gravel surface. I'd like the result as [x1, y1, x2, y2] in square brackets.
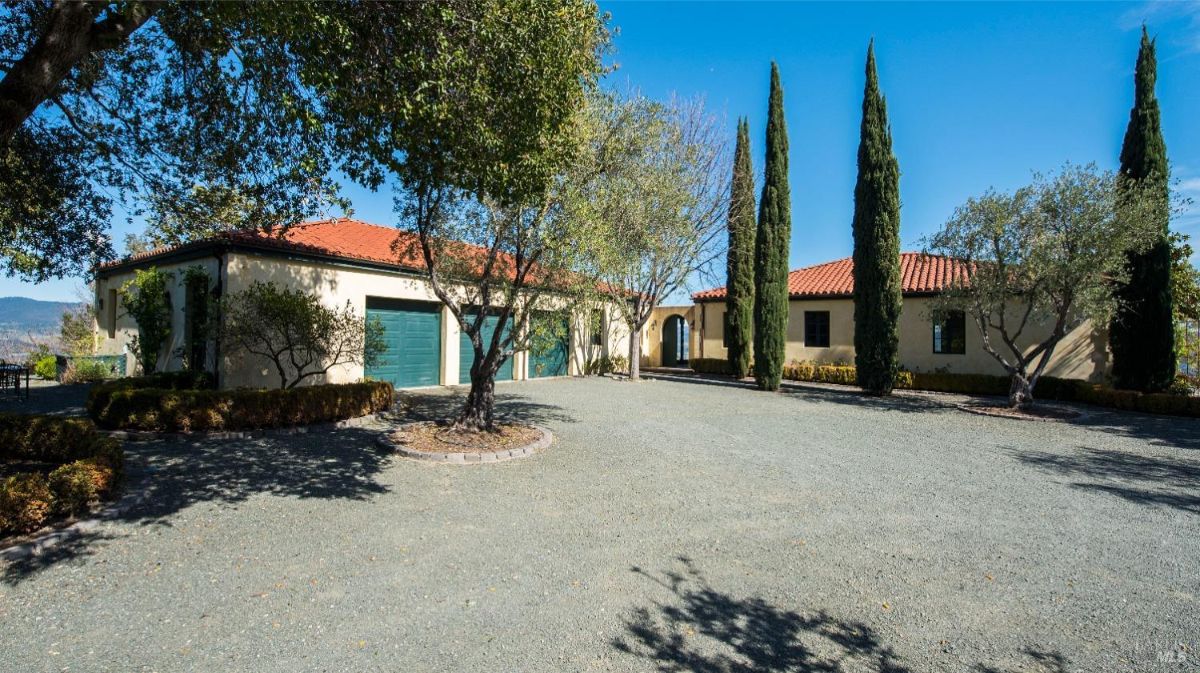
[1, 377, 1197, 672]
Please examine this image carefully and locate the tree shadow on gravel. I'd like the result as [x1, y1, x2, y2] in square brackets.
[1, 530, 114, 585]
[1067, 411, 1200, 452]
[2, 425, 393, 585]
[401, 389, 577, 426]
[1011, 445, 1200, 515]
[612, 556, 913, 672]
[973, 648, 1070, 673]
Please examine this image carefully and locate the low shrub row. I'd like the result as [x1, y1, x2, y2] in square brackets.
[0, 414, 124, 535]
[585, 354, 630, 376]
[686, 358, 1200, 418]
[690, 358, 735, 375]
[782, 362, 859, 386]
[89, 381, 395, 432]
[86, 370, 218, 419]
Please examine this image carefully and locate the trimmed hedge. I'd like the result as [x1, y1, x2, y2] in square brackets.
[0, 414, 124, 535]
[685, 358, 1200, 418]
[690, 358, 736, 375]
[89, 381, 395, 432]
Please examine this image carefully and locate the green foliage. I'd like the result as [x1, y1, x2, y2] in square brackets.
[851, 43, 903, 396]
[925, 163, 1165, 408]
[1111, 29, 1175, 392]
[0, 414, 124, 533]
[1170, 231, 1200, 322]
[1, 2, 348, 280]
[754, 63, 792, 392]
[219, 281, 383, 389]
[725, 118, 757, 379]
[0, 474, 52, 534]
[121, 267, 174, 375]
[584, 354, 629, 376]
[61, 359, 113, 384]
[33, 354, 56, 380]
[309, 1, 609, 206]
[24, 342, 51, 369]
[0, 413, 104, 463]
[59, 304, 96, 357]
[577, 92, 729, 383]
[180, 266, 214, 372]
[89, 381, 394, 433]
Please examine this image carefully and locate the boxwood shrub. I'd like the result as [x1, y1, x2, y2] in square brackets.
[89, 381, 395, 432]
[0, 414, 124, 535]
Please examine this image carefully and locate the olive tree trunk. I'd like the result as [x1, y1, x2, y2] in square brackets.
[455, 345, 505, 432]
[627, 325, 642, 381]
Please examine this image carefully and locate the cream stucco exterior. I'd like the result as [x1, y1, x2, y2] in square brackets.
[692, 295, 1109, 381]
[94, 246, 637, 389]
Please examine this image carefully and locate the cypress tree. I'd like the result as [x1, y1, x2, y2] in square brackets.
[753, 62, 791, 391]
[851, 41, 903, 395]
[1111, 26, 1175, 391]
[726, 117, 756, 379]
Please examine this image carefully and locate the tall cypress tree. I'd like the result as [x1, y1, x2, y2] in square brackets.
[753, 62, 791, 392]
[726, 118, 756, 379]
[851, 41, 903, 395]
[1111, 26, 1174, 391]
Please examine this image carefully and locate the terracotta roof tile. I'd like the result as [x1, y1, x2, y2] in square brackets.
[692, 252, 970, 301]
[99, 218, 621, 293]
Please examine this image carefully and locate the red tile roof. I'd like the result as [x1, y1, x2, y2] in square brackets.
[692, 252, 971, 301]
[100, 218, 432, 271]
[99, 217, 622, 293]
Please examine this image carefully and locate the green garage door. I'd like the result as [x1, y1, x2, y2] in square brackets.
[459, 314, 514, 384]
[365, 298, 441, 388]
[529, 313, 569, 378]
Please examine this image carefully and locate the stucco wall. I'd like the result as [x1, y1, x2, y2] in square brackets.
[96, 250, 635, 388]
[694, 296, 1108, 381]
[94, 257, 222, 376]
[642, 305, 698, 368]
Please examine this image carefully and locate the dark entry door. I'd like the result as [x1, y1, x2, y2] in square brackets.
[663, 315, 681, 367]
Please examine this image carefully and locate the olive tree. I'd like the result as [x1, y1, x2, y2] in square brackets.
[0, 2, 349, 280]
[219, 281, 384, 390]
[302, 0, 607, 431]
[925, 164, 1164, 409]
[577, 93, 729, 381]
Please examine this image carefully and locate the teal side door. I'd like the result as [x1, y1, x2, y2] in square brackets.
[365, 298, 442, 388]
[529, 313, 569, 378]
[459, 314, 514, 384]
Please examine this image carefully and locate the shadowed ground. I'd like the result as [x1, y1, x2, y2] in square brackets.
[1, 377, 1196, 672]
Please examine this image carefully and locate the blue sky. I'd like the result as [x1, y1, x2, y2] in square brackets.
[6, 1, 1200, 302]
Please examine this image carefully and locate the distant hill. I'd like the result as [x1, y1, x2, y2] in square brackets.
[0, 296, 84, 334]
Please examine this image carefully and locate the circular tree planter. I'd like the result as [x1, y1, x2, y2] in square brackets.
[378, 421, 552, 464]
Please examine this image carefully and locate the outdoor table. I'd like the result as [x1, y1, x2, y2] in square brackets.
[0, 362, 30, 400]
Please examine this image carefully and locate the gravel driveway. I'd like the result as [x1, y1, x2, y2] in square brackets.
[1, 377, 1197, 672]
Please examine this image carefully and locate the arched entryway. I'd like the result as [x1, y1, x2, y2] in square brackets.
[662, 314, 690, 367]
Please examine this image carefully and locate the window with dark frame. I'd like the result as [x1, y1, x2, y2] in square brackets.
[933, 311, 967, 354]
[804, 311, 830, 347]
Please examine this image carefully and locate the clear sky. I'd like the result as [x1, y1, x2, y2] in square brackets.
[6, 1, 1199, 302]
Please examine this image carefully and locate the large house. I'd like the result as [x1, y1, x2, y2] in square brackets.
[93, 218, 635, 389]
[689, 252, 1109, 381]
